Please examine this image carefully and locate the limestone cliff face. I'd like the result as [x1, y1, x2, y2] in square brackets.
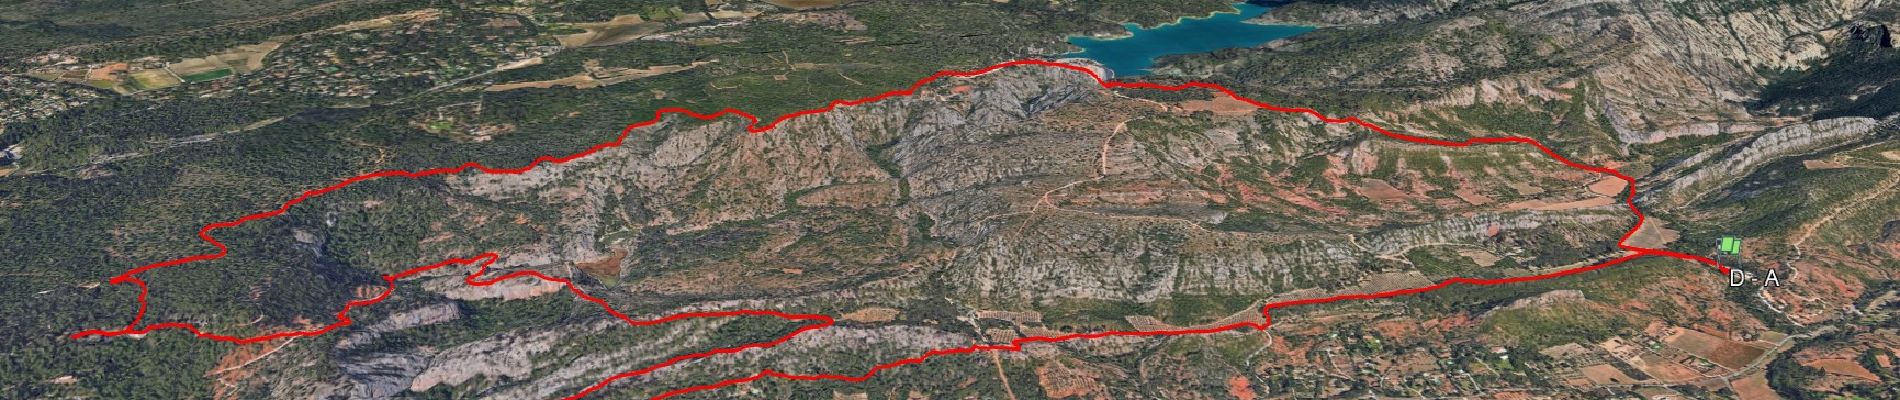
[252, 61, 1658, 399]
[1258, 0, 1491, 25]
[1554, 0, 1862, 144]
[415, 64, 1635, 308]
[1648, 117, 1882, 206]
[1245, 0, 1887, 144]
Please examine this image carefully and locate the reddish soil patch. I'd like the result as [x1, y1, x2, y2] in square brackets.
[1665, 328, 1766, 370]
[1779, 262, 1867, 325]
[1035, 359, 1111, 399]
[1503, 196, 1616, 211]
[1356, 179, 1410, 202]
[1637, 353, 1704, 382]
[1264, 336, 1314, 367]
[1493, 391, 1534, 400]
[840, 307, 900, 323]
[208, 341, 278, 399]
[87, 63, 128, 81]
[1371, 319, 1419, 341]
[1803, 358, 1882, 382]
[206, 325, 305, 399]
[574, 249, 626, 279]
[1731, 371, 1779, 400]
[1587, 177, 1628, 197]
[1227, 375, 1258, 400]
[1179, 95, 1258, 116]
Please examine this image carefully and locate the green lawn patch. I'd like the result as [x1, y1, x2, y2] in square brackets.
[180, 68, 234, 82]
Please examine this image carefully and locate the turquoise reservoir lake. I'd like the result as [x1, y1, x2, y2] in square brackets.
[1064, 2, 1313, 77]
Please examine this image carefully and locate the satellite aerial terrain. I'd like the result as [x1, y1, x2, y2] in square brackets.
[2, 0, 1899, 398]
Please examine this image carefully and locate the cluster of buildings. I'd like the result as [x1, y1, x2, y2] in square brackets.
[257, 13, 558, 100]
[1253, 333, 1559, 398]
[0, 74, 106, 125]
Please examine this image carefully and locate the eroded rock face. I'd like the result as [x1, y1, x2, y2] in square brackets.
[408, 329, 563, 393]
[1251, 0, 1880, 144]
[337, 352, 427, 399]
[1496, 289, 1587, 312]
[441, 65, 1102, 269]
[337, 303, 462, 351]
[1650, 117, 1879, 206]
[249, 59, 1661, 399]
[414, 64, 1622, 307]
[1847, 22, 1893, 47]
[422, 274, 565, 301]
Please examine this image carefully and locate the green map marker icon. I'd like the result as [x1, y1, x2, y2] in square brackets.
[1719, 236, 1742, 255]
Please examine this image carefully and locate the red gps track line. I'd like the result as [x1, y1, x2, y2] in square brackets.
[71, 59, 1726, 399]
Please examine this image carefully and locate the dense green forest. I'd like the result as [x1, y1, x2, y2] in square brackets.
[0, 0, 1239, 397]
[0, 0, 444, 62]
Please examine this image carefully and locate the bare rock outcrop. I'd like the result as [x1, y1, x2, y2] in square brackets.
[1650, 117, 1880, 206]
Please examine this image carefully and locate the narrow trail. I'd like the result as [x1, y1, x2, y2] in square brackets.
[70, 59, 1727, 399]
